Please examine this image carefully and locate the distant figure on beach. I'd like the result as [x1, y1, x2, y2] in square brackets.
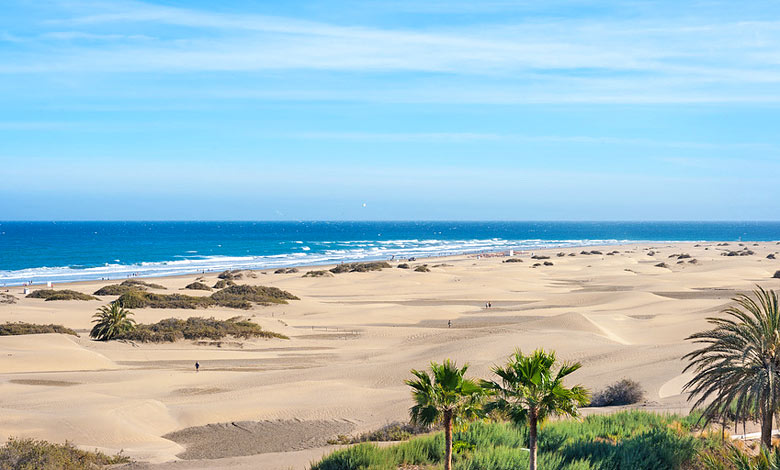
[448, 320, 451, 328]
[488, 301, 492, 308]
[195, 361, 200, 372]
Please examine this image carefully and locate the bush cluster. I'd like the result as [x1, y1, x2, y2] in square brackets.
[503, 258, 523, 263]
[94, 279, 165, 295]
[330, 262, 391, 274]
[414, 265, 431, 272]
[274, 267, 299, 274]
[589, 379, 645, 407]
[184, 281, 212, 291]
[115, 316, 288, 343]
[327, 422, 435, 445]
[0, 322, 77, 336]
[213, 279, 235, 289]
[303, 270, 334, 278]
[0, 437, 129, 469]
[115, 284, 298, 310]
[0, 293, 16, 304]
[26, 289, 97, 301]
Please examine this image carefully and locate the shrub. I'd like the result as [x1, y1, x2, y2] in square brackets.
[330, 262, 391, 274]
[218, 270, 243, 280]
[274, 267, 299, 274]
[543, 261, 554, 266]
[184, 282, 212, 291]
[655, 262, 669, 268]
[774, 270, 780, 279]
[531, 255, 550, 260]
[26, 289, 97, 301]
[0, 437, 130, 469]
[397, 263, 410, 269]
[213, 279, 235, 289]
[589, 379, 645, 407]
[210, 285, 299, 308]
[0, 322, 77, 336]
[0, 293, 16, 304]
[414, 265, 430, 272]
[116, 291, 215, 309]
[503, 258, 523, 263]
[303, 270, 334, 278]
[94, 279, 165, 295]
[115, 316, 287, 342]
[328, 422, 434, 445]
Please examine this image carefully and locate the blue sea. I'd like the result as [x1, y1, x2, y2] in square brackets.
[0, 221, 778, 286]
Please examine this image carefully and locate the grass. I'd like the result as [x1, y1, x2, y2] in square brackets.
[94, 279, 165, 295]
[115, 316, 288, 342]
[26, 289, 97, 301]
[0, 437, 129, 469]
[328, 422, 436, 445]
[0, 322, 77, 336]
[184, 281, 212, 291]
[330, 262, 392, 274]
[312, 411, 717, 470]
[116, 284, 299, 310]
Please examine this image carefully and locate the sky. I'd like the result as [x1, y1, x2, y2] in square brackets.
[1, 0, 779, 221]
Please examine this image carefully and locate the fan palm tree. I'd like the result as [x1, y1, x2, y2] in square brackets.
[481, 349, 589, 470]
[90, 302, 136, 341]
[405, 360, 483, 470]
[684, 287, 780, 450]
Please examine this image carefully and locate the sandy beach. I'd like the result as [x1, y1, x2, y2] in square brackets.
[0, 241, 778, 469]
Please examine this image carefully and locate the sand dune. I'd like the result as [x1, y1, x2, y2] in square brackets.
[0, 241, 778, 469]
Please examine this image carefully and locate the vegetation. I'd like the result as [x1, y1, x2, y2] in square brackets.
[184, 281, 212, 291]
[405, 360, 483, 470]
[504, 258, 523, 263]
[482, 349, 589, 470]
[90, 303, 136, 341]
[330, 261, 392, 274]
[773, 270, 780, 279]
[115, 284, 298, 310]
[0, 293, 16, 304]
[26, 289, 97, 301]
[415, 265, 431, 272]
[94, 279, 165, 295]
[590, 379, 645, 407]
[303, 270, 334, 278]
[684, 287, 780, 449]
[218, 269, 244, 280]
[213, 279, 235, 289]
[0, 437, 130, 470]
[397, 263, 411, 269]
[115, 316, 287, 342]
[313, 412, 714, 470]
[0, 322, 77, 336]
[275, 267, 299, 274]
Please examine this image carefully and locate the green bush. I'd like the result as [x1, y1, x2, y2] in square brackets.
[303, 270, 334, 277]
[210, 285, 299, 308]
[503, 258, 523, 263]
[94, 279, 166, 295]
[218, 270, 243, 280]
[116, 291, 215, 309]
[397, 263, 410, 269]
[330, 262, 392, 274]
[275, 267, 299, 274]
[26, 289, 97, 301]
[414, 265, 431, 272]
[0, 437, 129, 469]
[184, 281, 212, 291]
[313, 412, 715, 470]
[213, 279, 236, 289]
[328, 422, 435, 445]
[0, 293, 17, 304]
[0, 322, 77, 336]
[115, 316, 287, 342]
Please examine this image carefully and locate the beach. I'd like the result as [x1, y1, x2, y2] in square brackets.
[0, 241, 778, 469]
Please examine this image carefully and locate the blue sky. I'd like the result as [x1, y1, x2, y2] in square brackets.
[1, 0, 779, 220]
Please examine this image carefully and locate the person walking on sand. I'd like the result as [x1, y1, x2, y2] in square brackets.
[448, 320, 451, 328]
[195, 361, 200, 372]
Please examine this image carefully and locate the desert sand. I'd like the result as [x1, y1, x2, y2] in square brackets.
[0, 241, 778, 469]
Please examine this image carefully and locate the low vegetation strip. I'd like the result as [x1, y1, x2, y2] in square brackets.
[114, 316, 288, 342]
[0, 322, 77, 336]
[115, 284, 298, 310]
[26, 289, 97, 301]
[330, 261, 391, 274]
[313, 412, 712, 470]
[0, 437, 129, 469]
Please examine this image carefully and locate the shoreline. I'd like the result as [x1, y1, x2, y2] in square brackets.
[3, 239, 773, 288]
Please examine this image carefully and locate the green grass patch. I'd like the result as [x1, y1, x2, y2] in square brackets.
[0, 322, 77, 336]
[312, 411, 715, 470]
[116, 291, 215, 309]
[115, 316, 288, 342]
[328, 422, 435, 445]
[26, 289, 97, 301]
[0, 436, 130, 469]
[330, 262, 392, 274]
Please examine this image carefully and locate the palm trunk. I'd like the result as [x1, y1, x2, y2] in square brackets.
[444, 410, 453, 470]
[529, 410, 538, 470]
[762, 407, 773, 450]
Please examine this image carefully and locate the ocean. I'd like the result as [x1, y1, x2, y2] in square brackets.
[0, 221, 778, 286]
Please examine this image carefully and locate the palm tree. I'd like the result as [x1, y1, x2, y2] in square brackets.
[405, 360, 483, 470]
[481, 349, 589, 470]
[90, 303, 136, 341]
[684, 287, 780, 450]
